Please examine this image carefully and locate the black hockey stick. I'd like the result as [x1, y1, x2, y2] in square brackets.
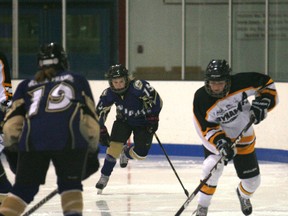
[175, 115, 255, 216]
[22, 189, 58, 216]
[154, 133, 189, 197]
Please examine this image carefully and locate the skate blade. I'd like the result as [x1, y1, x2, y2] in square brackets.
[120, 164, 128, 168]
[97, 189, 103, 195]
[191, 209, 197, 216]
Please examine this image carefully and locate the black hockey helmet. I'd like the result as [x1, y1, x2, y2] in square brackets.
[105, 64, 130, 94]
[204, 59, 231, 98]
[38, 42, 68, 70]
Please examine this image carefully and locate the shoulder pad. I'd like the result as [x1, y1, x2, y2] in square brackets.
[101, 89, 108, 96]
[133, 80, 143, 90]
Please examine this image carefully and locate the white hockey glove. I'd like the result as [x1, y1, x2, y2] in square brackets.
[250, 98, 270, 125]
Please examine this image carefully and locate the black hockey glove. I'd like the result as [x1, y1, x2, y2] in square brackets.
[250, 98, 270, 125]
[146, 115, 159, 134]
[0, 100, 11, 113]
[216, 137, 236, 162]
[99, 126, 110, 147]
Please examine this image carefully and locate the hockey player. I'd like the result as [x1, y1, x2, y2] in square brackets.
[95, 64, 162, 193]
[193, 59, 278, 216]
[0, 42, 100, 216]
[0, 51, 14, 204]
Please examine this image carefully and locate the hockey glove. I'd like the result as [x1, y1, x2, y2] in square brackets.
[0, 100, 11, 113]
[216, 137, 236, 162]
[146, 115, 159, 134]
[99, 126, 110, 147]
[250, 98, 270, 125]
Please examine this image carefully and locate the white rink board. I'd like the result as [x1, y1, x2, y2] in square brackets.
[11, 80, 288, 151]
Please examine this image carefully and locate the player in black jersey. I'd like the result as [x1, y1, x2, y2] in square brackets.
[95, 64, 162, 193]
[0, 43, 100, 216]
[193, 60, 278, 216]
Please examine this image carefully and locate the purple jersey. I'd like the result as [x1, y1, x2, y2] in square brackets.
[11, 71, 95, 151]
[96, 79, 162, 126]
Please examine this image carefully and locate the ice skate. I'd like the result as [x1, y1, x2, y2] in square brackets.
[96, 175, 109, 194]
[193, 204, 208, 216]
[119, 145, 129, 168]
[236, 188, 252, 215]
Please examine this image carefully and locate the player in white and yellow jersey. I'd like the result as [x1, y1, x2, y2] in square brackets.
[193, 59, 278, 216]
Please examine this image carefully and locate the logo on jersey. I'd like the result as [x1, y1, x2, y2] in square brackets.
[133, 80, 143, 90]
[216, 108, 238, 123]
[116, 104, 146, 117]
[214, 91, 249, 124]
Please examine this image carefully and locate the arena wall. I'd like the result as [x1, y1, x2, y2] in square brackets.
[11, 80, 288, 162]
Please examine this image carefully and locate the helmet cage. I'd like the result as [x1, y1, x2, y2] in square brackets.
[205, 79, 231, 98]
[204, 59, 231, 98]
[106, 64, 130, 94]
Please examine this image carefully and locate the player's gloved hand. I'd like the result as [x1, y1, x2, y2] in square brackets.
[0, 100, 12, 113]
[250, 97, 270, 125]
[146, 115, 159, 134]
[99, 126, 110, 147]
[216, 137, 236, 162]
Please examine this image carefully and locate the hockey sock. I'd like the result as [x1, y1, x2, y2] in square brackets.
[0, 162, 12, 193]
[61, 190, 83, 215]
[100, 154, 116, 176]
[0, 194, 27, 216]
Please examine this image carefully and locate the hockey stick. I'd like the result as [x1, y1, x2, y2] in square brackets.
[154, 133, 189, 197]
[22, 189, 58, 216]
[175, 115, 255, 216]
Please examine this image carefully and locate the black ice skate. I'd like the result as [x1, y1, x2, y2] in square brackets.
[96, 175, 109, 194]
[193, 204, 208, 216]
[236, 188, 252, 215]
[119, 145, 129, 168]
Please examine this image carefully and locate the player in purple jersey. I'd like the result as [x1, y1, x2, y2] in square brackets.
[95, 64, 163, 193]
[0, 42, 100, 216]
[193, 60, 278, 216]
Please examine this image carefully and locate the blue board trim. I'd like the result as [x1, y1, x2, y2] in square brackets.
[149, 144, 288, 163]
[99, 143, 288, 163]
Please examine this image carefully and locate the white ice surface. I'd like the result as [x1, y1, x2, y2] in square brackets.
[3, 154, 288, 216]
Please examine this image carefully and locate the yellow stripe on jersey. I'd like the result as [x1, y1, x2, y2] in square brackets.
[235, 132, 255, 145]
[236, 141, 256, 155]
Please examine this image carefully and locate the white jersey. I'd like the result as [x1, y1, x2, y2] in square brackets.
[193, 72, 278, 155]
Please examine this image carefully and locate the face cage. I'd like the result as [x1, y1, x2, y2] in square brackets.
[204, 79, 231, 98]
[109, 76, 129, 94]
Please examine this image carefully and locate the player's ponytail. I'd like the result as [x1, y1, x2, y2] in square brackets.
[35, 67, 57, 82]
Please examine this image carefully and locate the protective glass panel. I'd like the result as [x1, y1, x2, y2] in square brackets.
[66, 14, 100, 54]
[268, 1, 288, 81]
[128, 0, 182, 80]
[186, 1, 229, 80]
[232, 1, 266, 74]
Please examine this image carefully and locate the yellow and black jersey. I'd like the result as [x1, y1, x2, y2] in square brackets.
[0, 52, 12, 103]
[193, 72, 278, 155]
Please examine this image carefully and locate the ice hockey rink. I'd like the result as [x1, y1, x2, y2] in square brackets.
[2, 154, 288, 216]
